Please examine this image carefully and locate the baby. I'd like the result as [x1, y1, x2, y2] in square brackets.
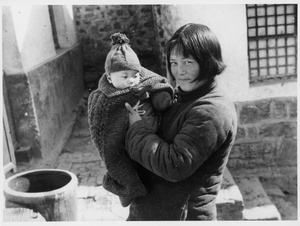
[88, 33, 174, 207]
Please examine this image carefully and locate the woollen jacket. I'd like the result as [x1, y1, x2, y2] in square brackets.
[125, 78, 237, 220]
[88, 67, 174, 199]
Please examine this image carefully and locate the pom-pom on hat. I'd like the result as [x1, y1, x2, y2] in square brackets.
[105, 33, 141, 74]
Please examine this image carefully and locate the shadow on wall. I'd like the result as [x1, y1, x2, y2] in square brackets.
[3, 5, 85, 165]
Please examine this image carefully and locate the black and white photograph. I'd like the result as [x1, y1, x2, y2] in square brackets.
[1, 0, 298, 224]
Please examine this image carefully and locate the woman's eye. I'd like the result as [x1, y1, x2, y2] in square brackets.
[170, 62, 177, 66]
[185, 61, 192, 65]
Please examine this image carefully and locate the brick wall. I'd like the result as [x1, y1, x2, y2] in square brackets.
[229, 97, 297, 173]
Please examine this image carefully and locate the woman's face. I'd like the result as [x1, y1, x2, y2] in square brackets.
[169, 49, 201, 92]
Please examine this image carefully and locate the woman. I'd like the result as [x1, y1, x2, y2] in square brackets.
[124, 23, 237, 220]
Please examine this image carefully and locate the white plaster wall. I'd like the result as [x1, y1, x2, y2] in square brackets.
[10, 5, 56, 71]
[53, 5, 78, 48]
[2, 6, 24, 75]
[246, 80, 297, 101]
[170, 4, 297, 101]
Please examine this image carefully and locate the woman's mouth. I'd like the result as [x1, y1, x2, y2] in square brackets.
[178, 79, 191, 83]
[178, 78, 189, 81]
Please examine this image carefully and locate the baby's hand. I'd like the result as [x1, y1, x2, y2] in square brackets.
[133, 102, 146, 115]
[125, 102, 142, 127]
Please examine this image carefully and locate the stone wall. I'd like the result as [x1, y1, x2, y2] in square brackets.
[229, 97, 297, 193]
[73, 5, 162, 90]
[152, 5, 179, 77]
[27, 44, 85, 162]
[4, 45, 84, 163]
[3, 5, 84, 165]
[4, 72, 41, 158]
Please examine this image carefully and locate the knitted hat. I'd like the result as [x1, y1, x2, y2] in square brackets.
[105, 33, 141, 74]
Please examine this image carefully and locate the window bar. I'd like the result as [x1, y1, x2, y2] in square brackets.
[246, 6, 253, 81]
[284, 5, 288, 74]
[274, 5, 279, 76]
[255, 5, 260, 77]
[294, 5, 298, 75]
[264, 4, 270, 76]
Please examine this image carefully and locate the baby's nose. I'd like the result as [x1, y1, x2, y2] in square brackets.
[128, 77, 136, 83]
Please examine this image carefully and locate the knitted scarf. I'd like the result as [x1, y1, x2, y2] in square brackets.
[88, 67, 174, 198]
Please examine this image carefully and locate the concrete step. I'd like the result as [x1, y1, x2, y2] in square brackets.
[233, 176, 281, 220]
[216, 168, 244, 220]
[77, 186, 128, 221]
[72, 91, 90, 138]
[15, 146, 34, 164]
[260, 181, 298, 220]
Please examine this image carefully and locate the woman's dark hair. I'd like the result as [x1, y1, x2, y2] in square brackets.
[165, 23, 226, 81]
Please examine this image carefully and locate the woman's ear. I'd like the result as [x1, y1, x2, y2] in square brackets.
[106, 74, 112, 83]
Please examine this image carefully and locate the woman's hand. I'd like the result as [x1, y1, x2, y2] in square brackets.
[125, 101, 142, 127]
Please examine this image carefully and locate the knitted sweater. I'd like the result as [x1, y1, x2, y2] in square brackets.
[88, 67, 174, 198]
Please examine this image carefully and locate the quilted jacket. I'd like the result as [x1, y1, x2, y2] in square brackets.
[125, 78, 237, 220]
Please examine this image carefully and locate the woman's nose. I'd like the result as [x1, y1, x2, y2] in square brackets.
[177, 65, 186, 75]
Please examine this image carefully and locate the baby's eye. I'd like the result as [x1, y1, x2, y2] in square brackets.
[170, 62, 177, 66]
[184, 61, 192, 65]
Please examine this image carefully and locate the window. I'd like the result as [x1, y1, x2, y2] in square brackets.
[246, 4, 297, 83]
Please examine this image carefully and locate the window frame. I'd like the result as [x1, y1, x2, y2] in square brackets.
[246, 4, 297, 84]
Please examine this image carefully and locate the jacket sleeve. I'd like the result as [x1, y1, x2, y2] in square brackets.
[151, 91, 173, 111]
[125, 105, 221, 182]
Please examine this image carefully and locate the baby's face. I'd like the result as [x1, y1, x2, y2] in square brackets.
[107, 70, 140, 89]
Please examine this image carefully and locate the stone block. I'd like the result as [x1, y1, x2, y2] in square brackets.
[255, 99, 272, 119]
[260, 122, 296, 138]
[239, 104, 259, 124]
[260, 180, 297, 220]
[96, 174, 103, 186]
[260, 173, 297, 196]
[271, 99, 287, 119]
[260, 183, 286, 198]
[277, 138, 297, 167]
[5, 73, 42, 159]
[288, 98, 297, 118]
[216, 168, 244, 220]
[15, 146, 33, 163]
[247, 127, 258, 139]
[228, 144, 243, 159]
[56, 162, 72, 171]
[229, 140, 280, 170]
[77, 185, 90, 199]
[242, 142, 264, 160]
[236, 127, 246, 140]
[239, 99, 272, 124]
[4, 208, 46, 222]
[234, 176, 281, 220]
